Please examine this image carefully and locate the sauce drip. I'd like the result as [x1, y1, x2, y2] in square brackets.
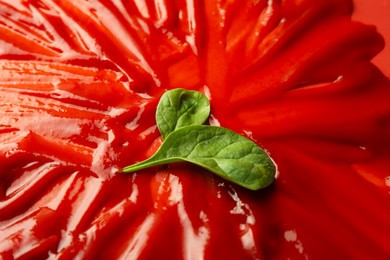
[1, 0, 390, 259]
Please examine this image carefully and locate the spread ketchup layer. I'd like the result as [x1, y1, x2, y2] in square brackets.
[1, 0, 390, 259]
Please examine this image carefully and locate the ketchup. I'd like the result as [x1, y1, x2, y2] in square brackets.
[1, 0, 390, 259]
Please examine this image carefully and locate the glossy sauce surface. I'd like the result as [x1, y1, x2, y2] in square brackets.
[1, 0, 390, 259]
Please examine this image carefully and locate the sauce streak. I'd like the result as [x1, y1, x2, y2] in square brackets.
[1, 0, 390, 259]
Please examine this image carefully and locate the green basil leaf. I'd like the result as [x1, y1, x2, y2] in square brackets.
[123, 125, 275, 190]
[156, 88, 210, 139]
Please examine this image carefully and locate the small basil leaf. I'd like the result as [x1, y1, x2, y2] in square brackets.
[156, 88, 210, 139]
[123, 125, 275, 190]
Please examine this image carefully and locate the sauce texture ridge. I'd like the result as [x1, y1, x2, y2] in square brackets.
[1, 0, 390, 259]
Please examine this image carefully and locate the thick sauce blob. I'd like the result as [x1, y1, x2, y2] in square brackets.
[1, 0, 390, 259]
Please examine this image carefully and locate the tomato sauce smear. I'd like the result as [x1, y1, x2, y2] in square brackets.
[1, 0, 390, 259]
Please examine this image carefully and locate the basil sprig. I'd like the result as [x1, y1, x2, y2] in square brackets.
[156, 88, 210, 139]
[123, 88, 275, 190]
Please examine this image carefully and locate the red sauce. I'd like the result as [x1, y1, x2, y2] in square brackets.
[1, 0, 390, 259]
[353, 0, 390, 76]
